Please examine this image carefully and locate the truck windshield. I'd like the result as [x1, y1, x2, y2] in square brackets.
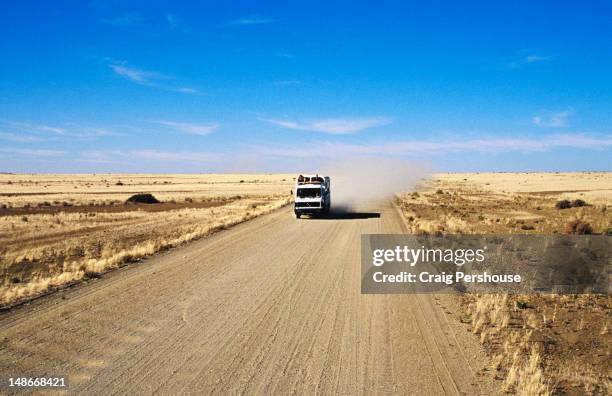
[297, 188, 321, 198]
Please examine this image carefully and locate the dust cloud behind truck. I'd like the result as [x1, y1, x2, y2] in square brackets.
[294, 174, 331, 218]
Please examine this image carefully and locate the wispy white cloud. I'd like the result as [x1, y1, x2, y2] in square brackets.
[252, 133, 612, 159]
[108, 62, 199, 94]
[109, 63, 170, 86]
[524, 55, 551, 63]
[272, 80, 302, 86]
[229, 15, 277, 26]
[508, 54, 552, 69]
[174, 87, 199, 94]
[70, 126, 123, 139]
[0, 132, 47, 143]
[532, 109, 574, 128]
[5, 121, 66, 135]
[156, 121, 218, 135]
[547, 133, 612, 148]
[129, 149, 219, 162]
[2, 121, 122, 141]
[36, 125, 66, 134]
[262, 117, 392, 134]
[81, 149, 219, 163]
[0, 148, 65, 157]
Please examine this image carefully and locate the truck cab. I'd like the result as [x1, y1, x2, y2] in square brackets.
[294, 174, 331, 218]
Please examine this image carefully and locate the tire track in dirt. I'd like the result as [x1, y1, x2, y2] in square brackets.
[0, 203, 496, 395]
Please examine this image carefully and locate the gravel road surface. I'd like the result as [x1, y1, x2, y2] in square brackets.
[0, 203, 495, 395]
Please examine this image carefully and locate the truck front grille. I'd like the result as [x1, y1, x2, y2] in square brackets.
[296, 202, 321, 208]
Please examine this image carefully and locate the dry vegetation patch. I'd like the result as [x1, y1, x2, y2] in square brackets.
[0, 174, 293, 307]
[462, 293, 610, 395]
[398, 172, 611, 395]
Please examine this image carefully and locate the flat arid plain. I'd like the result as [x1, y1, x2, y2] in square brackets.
[398, 172, 611, 395]
[0, 172, 610, 395]
[0, 174, 293, 306]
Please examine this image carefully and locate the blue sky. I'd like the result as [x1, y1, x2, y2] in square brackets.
[0, 0, 610, 172]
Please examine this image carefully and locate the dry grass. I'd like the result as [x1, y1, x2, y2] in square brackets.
[467, 294, 550, 395]
[463, 293, 611, 395]
[436, 172, 611, 205]
[0, 174, 293, 307]
[0, 173, 294, 208]
[398, 172, 611, 395]
[398, 172, 611, 235]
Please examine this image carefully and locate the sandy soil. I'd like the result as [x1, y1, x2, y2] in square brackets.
[436, 172, 612, 204]
[0, 203, 497, 395]
[0, 173, 295, 207]
[0, 174, 293, 307]
[399, 172, 611, 395]
[1, 172, 608, 395]
[400, 172, 611, 235]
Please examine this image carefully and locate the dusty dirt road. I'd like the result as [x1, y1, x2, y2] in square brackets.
[0, 203, 495, 395]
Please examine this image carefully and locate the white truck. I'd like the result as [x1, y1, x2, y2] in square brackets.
[294, 174, 331, 218]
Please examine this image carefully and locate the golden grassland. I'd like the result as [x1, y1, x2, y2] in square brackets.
[1, 172, 609, 394]
[398, 172, 611, 235]
[0, 173, 294, 207]
[398, 172, 611, 396]
[0, 174, 293, 307]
